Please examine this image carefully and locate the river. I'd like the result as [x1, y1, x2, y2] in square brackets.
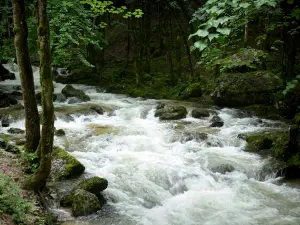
[1, 64, 300, 225]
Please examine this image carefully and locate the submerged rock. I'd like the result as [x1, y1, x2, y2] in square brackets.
[55, 93, 67, 103]
[90, 106, 104, 115]
[71, 189, 102, 217]
[155, 105, 187, 120]
[62, 84, 90, 102]
[51, 147, 85, 180]
[211, 164, 235, 174]
[191, 109, 210, 119]
[181, 132, 208, 143]
[67, 97, 83, 104]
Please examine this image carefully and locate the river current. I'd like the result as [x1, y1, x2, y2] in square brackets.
[1, 64, 300, 225]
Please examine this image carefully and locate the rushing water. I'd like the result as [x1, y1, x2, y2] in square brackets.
[1, 65, 300, 225]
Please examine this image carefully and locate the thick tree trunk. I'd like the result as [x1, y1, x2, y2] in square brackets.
[12, 0, 40, 153]
[26, 0, 54, 191]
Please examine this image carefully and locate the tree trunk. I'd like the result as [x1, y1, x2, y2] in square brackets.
[244, 22, 249, 47]
[12, 0, 40, 153]
[26, 0, 54, 191]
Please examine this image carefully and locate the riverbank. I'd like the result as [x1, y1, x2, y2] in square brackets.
[0, 148, 46, 225]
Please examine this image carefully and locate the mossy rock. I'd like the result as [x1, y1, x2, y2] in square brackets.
[191, 109, 210, 119]
[62, 84, 90, 102]
[212, 71, 282, 107]
[60, 176, 108, 207]
[71, 189, 102, 217]
[245, 131, 289, 155]
[51, 147, 85, 180]
[155, 105, 187, 120]
[243, 104, 283, 120]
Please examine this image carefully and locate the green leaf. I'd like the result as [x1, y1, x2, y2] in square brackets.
[190, 29, 209, 37]
[216, 27, 231, 35]
[208, 33, 219, 41]
[194, 40, 208, 51]
[240, 3, 250, 8]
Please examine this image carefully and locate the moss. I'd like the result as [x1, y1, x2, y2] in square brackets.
[287, 154, 300, 167]
[273, 132, 290, 159]
[52, 147, 85, 180]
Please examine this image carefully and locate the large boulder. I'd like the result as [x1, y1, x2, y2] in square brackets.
[191, 109, 210, 119]
[212, 71, 282, 107]
[62, 84, 90, 102]
[0, 64, 15, 81]
[71, 189, 102, 217]
[155, 105, 187, 120]
[60, 176, 108, 207]
[51, 147, 85, 180]
[245, 131, 289, 154]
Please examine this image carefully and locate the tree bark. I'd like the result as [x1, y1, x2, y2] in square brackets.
[12, 0, 40, 153]
[26, 0, 54, 191]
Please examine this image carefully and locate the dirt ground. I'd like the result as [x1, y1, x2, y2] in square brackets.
[0, 149, 44, 225]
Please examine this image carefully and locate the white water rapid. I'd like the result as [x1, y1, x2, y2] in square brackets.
[1, 64, 300, 225]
